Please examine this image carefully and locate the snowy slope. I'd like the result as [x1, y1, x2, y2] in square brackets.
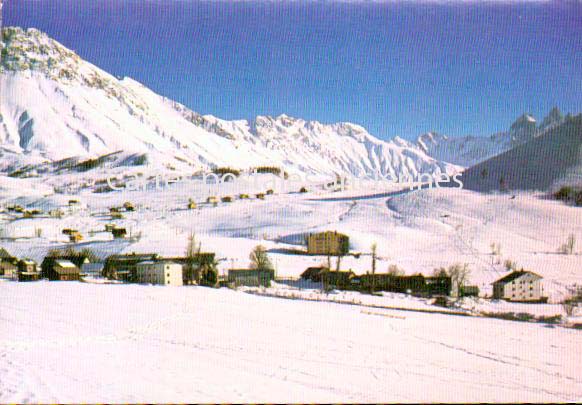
[0, 27, 457, 179]
[461, 115, 582, 192]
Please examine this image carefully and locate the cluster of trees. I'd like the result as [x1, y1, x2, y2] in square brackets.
[554, 186, 582, 207]
[249, 245, 274, 271]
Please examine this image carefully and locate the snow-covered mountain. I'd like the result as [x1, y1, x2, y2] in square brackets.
[0, 27, 458, 179]
[414, 108, 568, 168]
[461, 114, 582, 192]
[415, 132, 512, 168]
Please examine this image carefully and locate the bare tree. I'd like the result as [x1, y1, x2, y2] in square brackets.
[370, 243, 377, 293]
[335, 253, 343, 273]
[562, 285, 581, 317]
[490, 242, 502, 264]
[440, 263, 471, 299]
[185, 232, 201, 285]
[559, 234, 576, 255]
[504, 259, 518, 272]
[249, 245, 273, 271]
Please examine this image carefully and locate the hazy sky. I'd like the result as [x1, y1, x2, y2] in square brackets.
[4, 0, 582, 140]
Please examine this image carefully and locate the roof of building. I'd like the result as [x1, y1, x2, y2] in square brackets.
[0, 247, 14, 259]
[55, 260, 77, 268]
[137, 260, 179, 265]
[492, 270, 542, 285]
[107, 253, 158, 262]
[19, 259, 36, 265]
[229, 268, 274, 273]
[54, 260, 80, 274]
[42, 255, 90, 269]
[310, 230, 348, 237]
[301, 266, 328, 277]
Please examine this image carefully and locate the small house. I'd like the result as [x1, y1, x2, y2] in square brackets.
[228, 268, 275, 287]
[111, 228, 127, 239]
[492, 270, 546, 302]
[18, 259, 39, 282]
[49, 209, 64, 218]
[69, 232, 83, 243]
[306, 231, 350, 255]
[0, 248, 18, 277]
[41, 253, 91, 278]
[43, 260, 81, 281]
[123, 202, 135, 212]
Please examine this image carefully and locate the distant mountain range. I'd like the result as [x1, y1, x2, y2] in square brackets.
[0, 27, 457, 179]
[412, 107, 566, 168]
[0, 27, 579, 191]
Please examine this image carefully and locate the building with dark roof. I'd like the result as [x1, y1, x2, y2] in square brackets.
[43, 260, 81, 281]
[492, 270, 546, 302]
[0, 248, 18, 277]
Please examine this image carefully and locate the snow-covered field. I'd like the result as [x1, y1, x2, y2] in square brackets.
[1, 174, 580, 301]
[1, 282, 581, 403]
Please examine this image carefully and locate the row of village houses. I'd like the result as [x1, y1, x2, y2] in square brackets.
[0, 242, 548, 302]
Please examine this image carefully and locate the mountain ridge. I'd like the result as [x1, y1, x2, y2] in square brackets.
[1, 27, 460, 179]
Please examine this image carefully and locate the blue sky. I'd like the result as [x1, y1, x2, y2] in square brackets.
[4, 0, 582, 140]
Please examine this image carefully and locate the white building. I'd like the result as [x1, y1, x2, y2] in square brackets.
[492, 270, 545, 302]
[135, 261, 183, 286]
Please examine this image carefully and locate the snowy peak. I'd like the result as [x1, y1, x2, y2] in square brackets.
[1, 27, 81, 76]
[540, 107, 564, 131]
[415, 108, 575, 168]
[414, 131, 511, 168]
[510, 113, 537, 146]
